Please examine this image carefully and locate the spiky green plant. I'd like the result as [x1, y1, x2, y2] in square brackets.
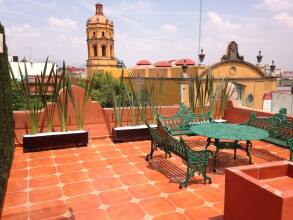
[56, 63, 70, 132]
[35, 58, 58, 132]
[188, 68, 234, 119]
[68, 76, 94, 130]
[9, 62, 44, 134]
[105, 71, 126, 127]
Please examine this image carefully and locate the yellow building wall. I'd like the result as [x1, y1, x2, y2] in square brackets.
[90, 62, 277, 110]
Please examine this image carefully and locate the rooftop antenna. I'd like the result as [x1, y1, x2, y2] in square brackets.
[198, 0, 203, 55]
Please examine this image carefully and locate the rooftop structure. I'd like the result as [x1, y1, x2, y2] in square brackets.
[86, 3, 118, 75]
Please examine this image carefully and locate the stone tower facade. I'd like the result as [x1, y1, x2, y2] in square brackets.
[86, 3, 117, 75]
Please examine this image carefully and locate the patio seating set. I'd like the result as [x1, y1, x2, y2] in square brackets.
[146, 104, 293, 188]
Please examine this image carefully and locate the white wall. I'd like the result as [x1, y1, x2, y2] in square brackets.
[9, 61, 56, 80]
[271, 92, 293, 116]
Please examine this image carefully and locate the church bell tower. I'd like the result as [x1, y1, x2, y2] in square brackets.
[86, 3, 117, 75]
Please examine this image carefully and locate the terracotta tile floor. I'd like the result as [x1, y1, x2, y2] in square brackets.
[0, 136, 290, 220]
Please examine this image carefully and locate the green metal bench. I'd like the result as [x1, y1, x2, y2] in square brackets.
[157, 103, 212, 136]
[244, 108, 293, 161]
[146, 120, 213, 188]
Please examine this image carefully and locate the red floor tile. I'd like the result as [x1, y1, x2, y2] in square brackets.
[128, 184, 160, 199]
[6, 179, 27, 193]
[73, 209, 109, 220]
[29, 151, 52, 160]
[93, 177, 121, 191]
[30, 166, 56, 177]
[195, 187, 224, 203]
[101, 150, 123, 158]
[99, 189, 132, 205]
[88, 167, 114, 180]
[66, 194, 101, 213]
[29, 158, 54, 167]
[30, 175, 59, 189]
[63, 182, 93, 197]
[0, 205, 28, 220]
[57, 163, 83, 174]
[78, 153, 101, 161]
[106, 202, 145, 220]
[29, 186, 62, 203]
[168, 191, 204, 209]
[3, 191, 28, 208]
[112, 164, 138, 175]
[9, 169, 28, 180]
[119, 173, 148, 186]
[59, 171, 88, 184]
[55, 156, 79, 164]
[82, 160, 108, 169]
[29, 200, 67, 220]
[11, 160, 28, 170]
[106, 157, 129, 166]
[139, 197, 175, 216]
[154, 181, 182, 194]
[1, 138, 290, 220]
[185, 205, 221, 220]
[153, 212, 187, 220]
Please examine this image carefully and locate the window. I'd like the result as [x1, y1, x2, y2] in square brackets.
[246, 94, 254, 106]
[102, 45, 107, 56]
[234, 83, 245, 101]
[102, 31, 105, 37]
[93, 45, 97, 57]
[92, 31, 96, 39]
[110, 45, 113, 57]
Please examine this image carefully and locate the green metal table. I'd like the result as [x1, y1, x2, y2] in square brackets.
[190, 123, 269, 171]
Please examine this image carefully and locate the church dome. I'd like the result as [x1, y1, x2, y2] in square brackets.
[87, 3, 112, 24]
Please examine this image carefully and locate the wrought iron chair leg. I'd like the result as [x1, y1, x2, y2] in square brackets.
[206, 137, 211, 149]
[246, 140, 252, 164]
[213, 146, 219, 172]
[202, 165, 212, 184]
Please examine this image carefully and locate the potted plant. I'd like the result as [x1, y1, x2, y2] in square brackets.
[107, 71, 164, 142]
[10, 61, 91, 151]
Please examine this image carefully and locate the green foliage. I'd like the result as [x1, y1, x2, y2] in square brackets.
[189, 69, 234, 119]
[89, 72, 126, 107]
[0, 23, 15, 204]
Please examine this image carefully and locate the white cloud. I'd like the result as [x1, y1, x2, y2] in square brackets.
[7, 23, 39, 38]
[262, 0, 293, 12]
[207, 11, 240, 30]
[274, 12, 293, 27]
[161, 24, 178, 33]
[48, 16, 77, 30]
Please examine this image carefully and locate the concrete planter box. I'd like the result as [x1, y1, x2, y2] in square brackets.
[224, 161, 293, 220]
[23, 130, 88, 152]
[112, 125, 156, 142]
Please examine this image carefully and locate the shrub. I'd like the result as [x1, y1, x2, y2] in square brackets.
[0, 23, 14, 204]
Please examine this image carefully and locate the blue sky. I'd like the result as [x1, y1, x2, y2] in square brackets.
[1, 0, 293, 69]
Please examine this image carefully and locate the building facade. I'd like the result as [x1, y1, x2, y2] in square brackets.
[129, 42, 278, 110]
[86, 3, 117, 75]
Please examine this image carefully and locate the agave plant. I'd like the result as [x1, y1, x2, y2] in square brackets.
[68, 76, 94, 130]
[9, 61, 46, 134]
[189, 68, 234, 119]
[35, 58, 59, 132]
[56, 63, 70, 132]
[105, 71, 126, 127]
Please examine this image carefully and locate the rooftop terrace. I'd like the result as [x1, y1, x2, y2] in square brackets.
[1, 136, 291, 220]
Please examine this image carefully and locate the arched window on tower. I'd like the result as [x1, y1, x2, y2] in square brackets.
[110, 45, 113, 57]
[102, 45, 107, 56]
[93, 45, 98, 57]
[92, 31, 96, 39]
[102, 31, 105, 37]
